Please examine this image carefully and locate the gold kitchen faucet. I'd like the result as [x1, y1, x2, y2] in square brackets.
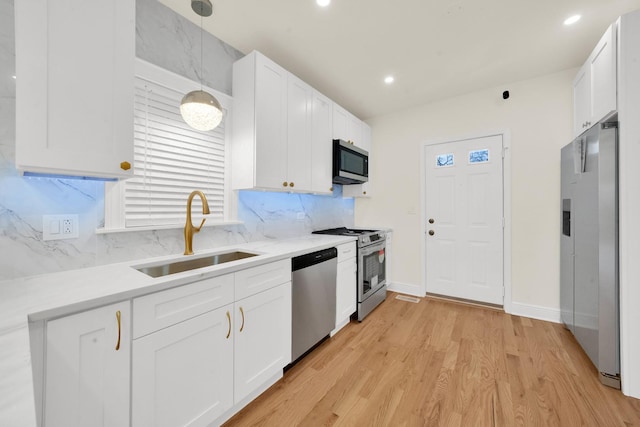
[184, 190, 210, 255]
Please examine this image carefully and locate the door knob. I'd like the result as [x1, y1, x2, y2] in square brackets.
[428, 230, 435, 236]
[428, 218, 434, 224]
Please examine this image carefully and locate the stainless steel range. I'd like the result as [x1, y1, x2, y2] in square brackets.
[312, 227, 387, 321]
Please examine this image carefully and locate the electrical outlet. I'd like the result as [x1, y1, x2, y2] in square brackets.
[43, 214, 79, 241]
[63, 219, 73, 234]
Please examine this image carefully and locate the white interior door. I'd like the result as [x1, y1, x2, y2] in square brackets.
[424, 134, 504, 305]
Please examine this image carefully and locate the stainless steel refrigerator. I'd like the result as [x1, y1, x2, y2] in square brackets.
[560, 120, 620, 388]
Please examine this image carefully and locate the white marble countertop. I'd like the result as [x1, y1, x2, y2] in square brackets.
[0, 234, 356, 427]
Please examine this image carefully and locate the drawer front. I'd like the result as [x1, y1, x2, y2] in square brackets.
[235, 259, 291, 301]
[337, 242, 357, 262]
[133, 273, 234, 338]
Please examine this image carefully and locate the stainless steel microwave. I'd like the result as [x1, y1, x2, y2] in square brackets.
[333, 139, 368, 184]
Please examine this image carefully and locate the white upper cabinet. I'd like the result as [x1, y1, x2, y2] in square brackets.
[573, 64, 590, 135]
[14, 1, 135, 179]
[332, 104, 349, 141]
[573, 23, 617, 137]
[332, 103, 363, 146]
[232, 51, 332, 194]
[287, 74, 314, 191]
[311, 91, 334, 193]
[232, 52, 288, 190]
[347, 113, 364, 147]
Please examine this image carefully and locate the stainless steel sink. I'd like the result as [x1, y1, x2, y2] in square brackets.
[136, 251, 258, 278]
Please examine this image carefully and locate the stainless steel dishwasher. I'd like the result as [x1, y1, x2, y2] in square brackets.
[290, 247, 337, 364]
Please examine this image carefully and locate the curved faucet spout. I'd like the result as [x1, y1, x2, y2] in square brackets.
[184, 190, 210, 255]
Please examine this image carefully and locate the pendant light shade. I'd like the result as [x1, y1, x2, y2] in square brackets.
[180, 90, 223, 131]
[180, 0, 223, 131]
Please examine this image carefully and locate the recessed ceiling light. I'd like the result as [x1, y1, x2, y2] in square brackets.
[317, 0, 330, 7]
[384, 76, 395, 84]
[12, 75, 16, 79]
[564, 15, 581, 26]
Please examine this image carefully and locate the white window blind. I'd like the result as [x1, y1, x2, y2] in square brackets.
[127, 76, 228, 228]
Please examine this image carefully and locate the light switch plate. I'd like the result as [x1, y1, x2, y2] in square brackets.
[43, 214, 79, 241]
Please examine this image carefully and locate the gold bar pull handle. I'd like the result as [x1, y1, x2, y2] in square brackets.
[115, 310, 121, 351]
[226, 311, 231, 339]
[239, 307, 245, 332]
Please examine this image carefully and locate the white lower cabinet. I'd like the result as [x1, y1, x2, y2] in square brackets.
[131, 260, 291, 426]
[234, 282, 292, 403]
[38, 260, 293, 427]
[132, 305, 234, 427]
[44, 302, 131, 427]
[333, 242, 357, 335]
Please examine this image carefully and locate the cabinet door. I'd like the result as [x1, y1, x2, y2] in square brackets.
[573, 64, 590, 137]
[234, 282, 292, 403]
[311, 91, 334, 194]
[255, 53, 289, 189]
[45, 302, 130, 427]
[590, 24, 617, 124]
[336, 259, 357, 326]
[347, 113, 363, 146]
[333, 103, 349, 140]
[132, 305, 234, 427]
[287, 75, 313, 191]
[15, 1, 134, 179]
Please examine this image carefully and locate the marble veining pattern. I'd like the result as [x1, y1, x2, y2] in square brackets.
[0, 0, 356, 424]
[136, 0, 243, 96]
[0, 0, 354, 282]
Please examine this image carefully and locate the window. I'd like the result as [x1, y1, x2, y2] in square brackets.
[103, 59, 233, 231]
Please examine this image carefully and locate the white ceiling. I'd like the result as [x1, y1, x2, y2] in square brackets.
[160, 0, 640, 120]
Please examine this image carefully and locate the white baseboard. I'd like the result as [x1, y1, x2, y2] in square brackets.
[387, 281, 562, 325]
[509, 301, 562, 323]
[330, 317, 350, 337]
[387, 281, 422, 297]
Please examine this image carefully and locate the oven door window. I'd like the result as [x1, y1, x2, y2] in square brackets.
[362, 246, 386, 295]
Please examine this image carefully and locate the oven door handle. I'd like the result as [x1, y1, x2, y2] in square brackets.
[360, 241, 386, 256]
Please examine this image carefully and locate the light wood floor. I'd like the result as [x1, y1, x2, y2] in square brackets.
[224, 293, 640, 426]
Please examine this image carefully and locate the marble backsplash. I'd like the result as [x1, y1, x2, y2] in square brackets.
[0, 0, 354, 281]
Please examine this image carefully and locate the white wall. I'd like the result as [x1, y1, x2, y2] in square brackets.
[356, 68, 576, 319]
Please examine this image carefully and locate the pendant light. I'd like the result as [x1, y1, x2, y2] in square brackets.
[180, 0, 223, 131]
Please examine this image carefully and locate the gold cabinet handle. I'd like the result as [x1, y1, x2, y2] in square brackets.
[226, 311, 231, 339]
[239, 307, 245, 332]
[282, 181, 288, 187]
[289, 182, 294, 188]
[120, 161, 131, 171]
[115, 310, 121, 351]
[363, 191, 367, 195]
